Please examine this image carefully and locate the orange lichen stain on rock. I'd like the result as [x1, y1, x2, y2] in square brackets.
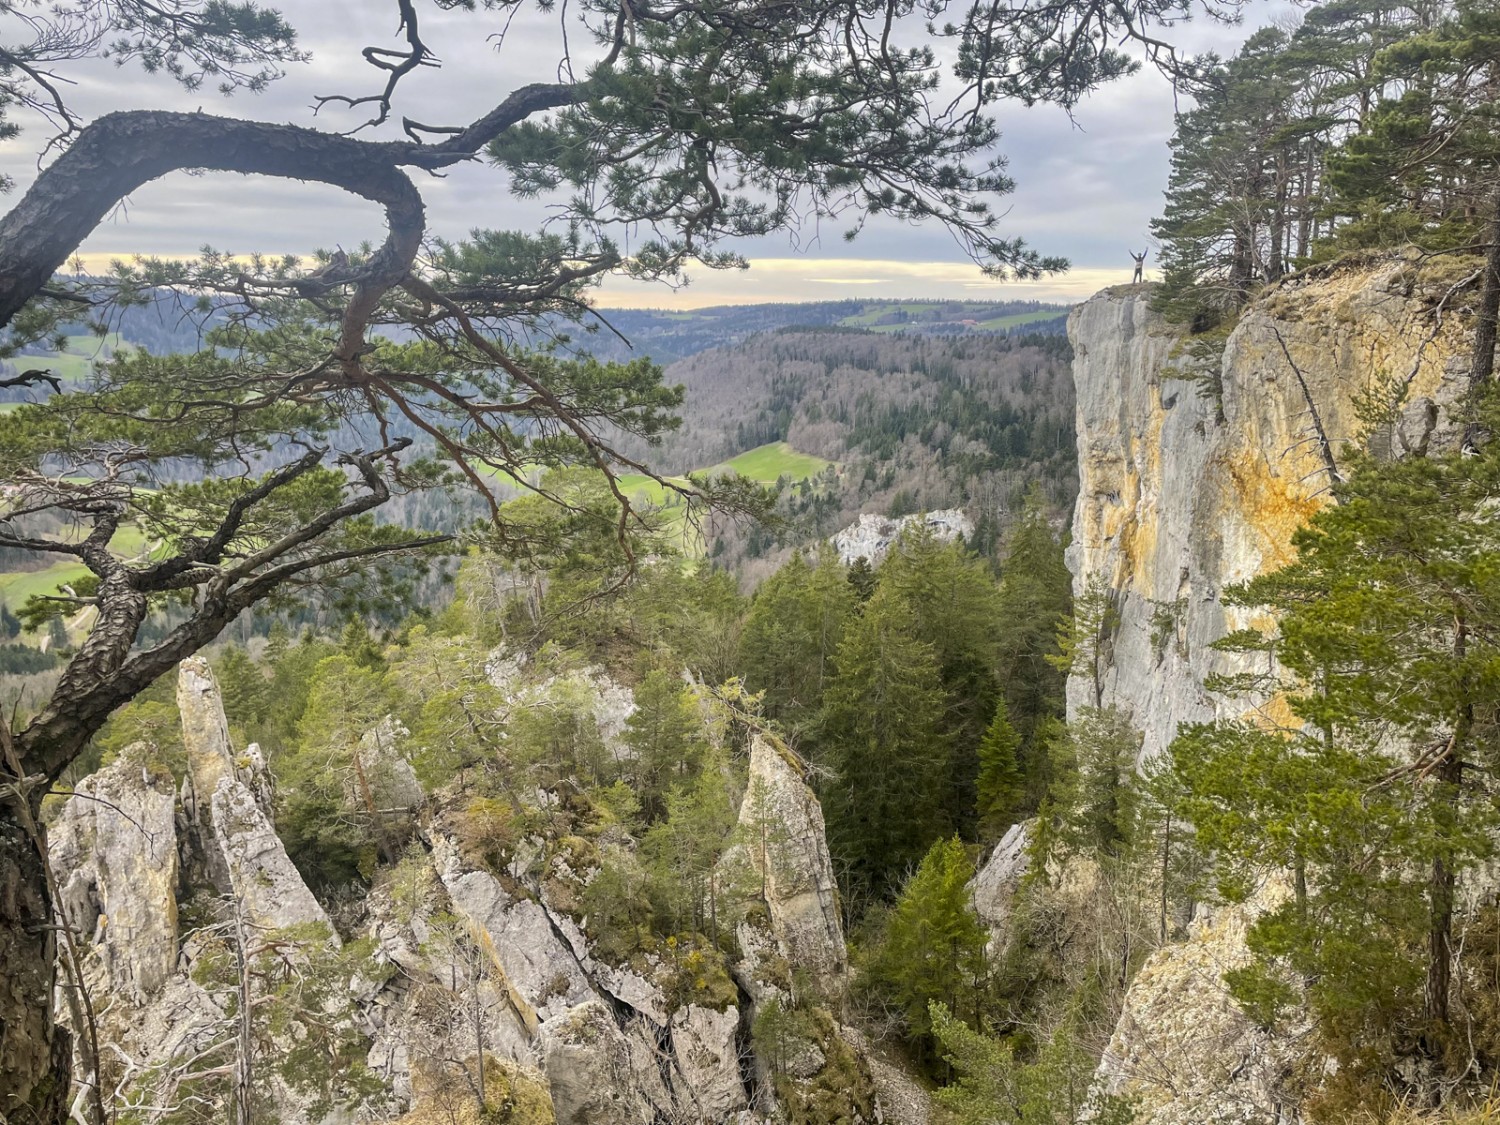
[1116, 398, 1168, 587]
[1223, 451, 1324, 573]
[1256, 694, 1302, 732]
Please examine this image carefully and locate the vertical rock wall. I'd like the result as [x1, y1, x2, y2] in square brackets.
[1067, 265, 1470, 757]
[1070, 264, 1473, 1122]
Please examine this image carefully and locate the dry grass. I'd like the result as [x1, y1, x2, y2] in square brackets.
[1344, 1094, 1500, 1125]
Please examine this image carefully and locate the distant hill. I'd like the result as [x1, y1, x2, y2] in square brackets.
[1, 296, 1073, 394]
[571, 298, 1072, 365]
[0, 297, 1078, 586]
[610, 328, 1076, 582]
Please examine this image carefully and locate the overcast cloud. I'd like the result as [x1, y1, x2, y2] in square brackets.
[0, 1, 1275, 307]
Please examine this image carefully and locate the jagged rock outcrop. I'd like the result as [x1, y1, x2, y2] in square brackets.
[1095, 881, 1300, 1124]
[358, 719, 423, 813]
[485, 648, 637, 759]
[970, 820, 1031, 956]
[177, 654, 278, 889]
[722, 734, 847, 1001]
[831, 508, 974, 566]
[1067, 265, 1470, 759]
[48, 754, 179, 1004]
[178, 655, 237, 803]
[211, 776, 339, 939]
[52, 656, 925, 1123]
[670, 1003, 747, 1120]
[540, 1001, 659, 1125]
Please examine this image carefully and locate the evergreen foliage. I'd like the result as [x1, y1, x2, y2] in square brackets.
[1170, 418, 1500, 1096]
[868, 837, 990, 1060]
[1153, 0, 1500, 330]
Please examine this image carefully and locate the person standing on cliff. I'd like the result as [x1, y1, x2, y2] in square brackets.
[1131, 249, 1147, 284]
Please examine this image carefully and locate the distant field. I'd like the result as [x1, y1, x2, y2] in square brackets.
[612, 442, 834, 553]
[548, 442, 833, 510]
[711, 442, 832, 482]
[10, 332, 129, 387]
[837, 301, 1069, 334]
[0, 561, 92, 610]
[0, 522, 157, 610]
[838, 302, 939, 327]
[975, 310, 1070, 331]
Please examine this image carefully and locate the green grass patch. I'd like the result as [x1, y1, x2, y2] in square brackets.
[0, 521, 159, 609]
[18, 332, 131, 386]
[0, 561, 91, 610]
[710, 442, 832, 482]
[838, 302, 937, 327]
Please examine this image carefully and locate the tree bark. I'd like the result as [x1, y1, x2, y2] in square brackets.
[0, 798, 71, 1125]
[1469, 181, 1500, 398]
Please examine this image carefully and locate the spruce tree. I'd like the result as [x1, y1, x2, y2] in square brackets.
[976, 700, 1025, 841]
[822, 587, 952, 906]
[995, 492, 1073, 808]
[877, 526, 1003, 837]
[871, 837, 989, 1057]
[623, 668, 707, 823]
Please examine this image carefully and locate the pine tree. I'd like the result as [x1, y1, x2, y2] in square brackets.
[976, 700, 1025, 841]
[1172, 428, 1500, 1090]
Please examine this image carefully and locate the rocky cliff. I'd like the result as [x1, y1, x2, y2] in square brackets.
[49, 658, 928, 1124]
[1068, 264, 1473, 1122]
[1067, 265, 1470, 759]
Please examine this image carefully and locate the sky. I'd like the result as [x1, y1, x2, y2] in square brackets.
[0, 2, 1276, 309]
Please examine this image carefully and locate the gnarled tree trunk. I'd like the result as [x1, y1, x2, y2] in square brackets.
[0, 797, 70, 1125]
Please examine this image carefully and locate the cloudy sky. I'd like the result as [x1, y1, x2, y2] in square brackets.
[0, 2, 1273, 308]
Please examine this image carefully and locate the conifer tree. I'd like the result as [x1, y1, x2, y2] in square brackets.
[994, 490, 1073, 807]
[877, 527, 1003, 835]
[739, 547, 855, 747]
[623, 669, 707, 823]
[1171, 429, 1500, 1090]
[822, 587, 952, 906]
[976, 700, 1026, 841]
[871, 837, 989, 1057]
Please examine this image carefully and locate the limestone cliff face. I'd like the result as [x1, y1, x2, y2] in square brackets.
[1070, 264, 1473, 1122]
[1067, 266, 1470, 758]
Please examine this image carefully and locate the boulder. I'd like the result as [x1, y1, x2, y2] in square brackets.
[540, 1001, 659, 1125]
[670, 1004, 748, 1120]
[1094, 879, 1303, 1125]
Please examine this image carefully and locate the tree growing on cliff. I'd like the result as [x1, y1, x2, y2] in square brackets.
[1170, 429, 1500, 1098]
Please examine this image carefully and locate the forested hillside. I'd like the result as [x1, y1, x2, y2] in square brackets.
[619, 329, 1077, 580]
